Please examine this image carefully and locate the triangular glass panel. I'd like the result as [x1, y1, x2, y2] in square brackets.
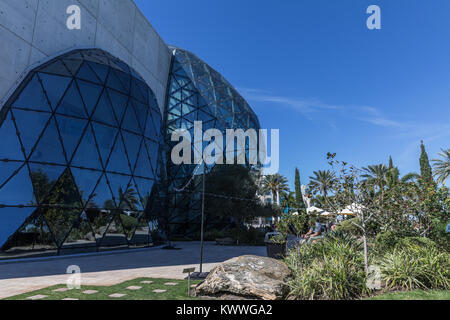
[87, 174, 114, 210]
[106, 173, 132, 209]
[107, 89, 128, 125]
[42, 207, 81, 247]
[121, 211, 145, 241]
[38, 73, 71, 111]
[121, 131, 142, 171]
[98, 213, 128, 248]
[29, 163, 66, 204]
[133, 177, 155, 210]
[30, 117, 67, 165]
[132, 101, 149, 133]
[145, 138, 159, 177]
[0, 161, 23, 188]
[76, 62, 101, 84]
[38, 60, 71, 77]
[62, 59, 83, 76]
[60, 211, 97, 252]
[12, 74, 51, 112]
[91, 123, 118, 167]
[1, 209, 57, 254]
[11, 109, 51, 158]
[77, 80, 103, 117]
[71, 124, 103, 170]
[121, 102, 141, 135]
[0, 111, 25, 160]
[71, 167, 103, 206]
[92, 91, 117, 127]
[88, 62, 109, 83]
[106, 133, 132, 175]
[0, 206, 37, 248]
[134, 144, 153, 179]
[115, 70, 131, 93]
[55, 81, 88, 118]
[55, 115, 88, 161]
[41, 168, 82, 208]
[0, 164, 35, 206]
[106, 70, 126, 93]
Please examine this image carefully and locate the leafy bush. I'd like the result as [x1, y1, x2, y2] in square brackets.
[375, 231, 401, 253]
[378, 245, 450, 291]
[285, 234, 367, 300]
[334, 218, 362, 236]
[276, 213, 309, 237]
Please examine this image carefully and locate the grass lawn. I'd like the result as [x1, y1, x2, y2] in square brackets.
[4, 278, 203, 300]
[367, 290, 450, 300]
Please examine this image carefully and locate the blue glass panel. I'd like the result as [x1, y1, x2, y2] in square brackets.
[88, 174, 114, 210]
[107, 89, 128, 125]
[12, 74, 51, 112]
[92, 91, 117, 127]
[91, 123, 117, 167]
[98, 213, 128, 247]
[134, 144, 153, 179]
[62, 59, 83, 76]
[0, 111, 24, 160]
[106, 70, 126, 93]
[38, 59, 71, 77]
[71, 124, 103, 170]
[30, 117, 67, 165]
[122, 102, 141, 135]
[0, 164, 35, 206]
[29, 163, 66, 204]
[61, 211, 97, 250]
[121, 131, 142, 171]
[0, 161, 22, 188]
[55, 115, 88, 161]
[132, 101, 148, 133]
[38, 73, 71, 110]
[42, 207, 81, 246]
[106, 173, 132, 208]
[0, 207, 36, 248]
[106, 133, 131, 175]
[76, 62, 101, 84]
[133, 177, 155, 210]
[77, 80, 103, 117]
[71, 168, 103, 206]
[145, 138, 159, 177]
[55, 81, 88, 118]
[88, 62, 109, 83]
[11, 109, 51, 157]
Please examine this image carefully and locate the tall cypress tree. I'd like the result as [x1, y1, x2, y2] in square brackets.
[294, 168, 305, 210]
[420, 141, 434, 185]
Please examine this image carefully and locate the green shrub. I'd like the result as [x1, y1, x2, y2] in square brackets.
[285, 234, 367, 300]
[378, 245, 450, 291]
[334, 218, 362, 236]
[375, 231, 401, 253]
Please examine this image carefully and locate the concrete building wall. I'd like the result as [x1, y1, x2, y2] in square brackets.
[0, 0, 171, 113]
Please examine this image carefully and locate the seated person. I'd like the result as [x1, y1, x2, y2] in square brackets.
[302, 219, 323, 242]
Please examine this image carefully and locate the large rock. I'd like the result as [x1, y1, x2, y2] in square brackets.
[195, 255, 292, 300]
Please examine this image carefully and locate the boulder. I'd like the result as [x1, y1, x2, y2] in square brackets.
[195, 255, 292, 300]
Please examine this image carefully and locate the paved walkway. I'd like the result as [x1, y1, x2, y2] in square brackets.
[0, 242, 266, 299]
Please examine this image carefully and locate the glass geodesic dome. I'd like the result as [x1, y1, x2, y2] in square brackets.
[0, 49, 163, 258]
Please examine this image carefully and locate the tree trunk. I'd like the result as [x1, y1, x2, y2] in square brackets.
[361, 219, 369, 275]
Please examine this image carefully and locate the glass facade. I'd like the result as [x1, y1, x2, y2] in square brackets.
[0, 46, 261, 259]
[0, 49, 163, 259]
[162, 47, 261, 237]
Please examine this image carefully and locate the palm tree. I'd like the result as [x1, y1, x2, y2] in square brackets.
[308, 170, 336, 198]
[280, 191, 296, 212]
[362, 164, 389, 190]
[432, 149, 450, 185]
[261, 174, 289, 206]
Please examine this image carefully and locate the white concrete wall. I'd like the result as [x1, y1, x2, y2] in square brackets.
[0, 0, 171, 113]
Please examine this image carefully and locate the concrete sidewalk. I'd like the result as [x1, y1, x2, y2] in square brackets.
[0, 242, 266, 299]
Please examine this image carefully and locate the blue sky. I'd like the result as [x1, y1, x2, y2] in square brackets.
[135, 0, 450, 189]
